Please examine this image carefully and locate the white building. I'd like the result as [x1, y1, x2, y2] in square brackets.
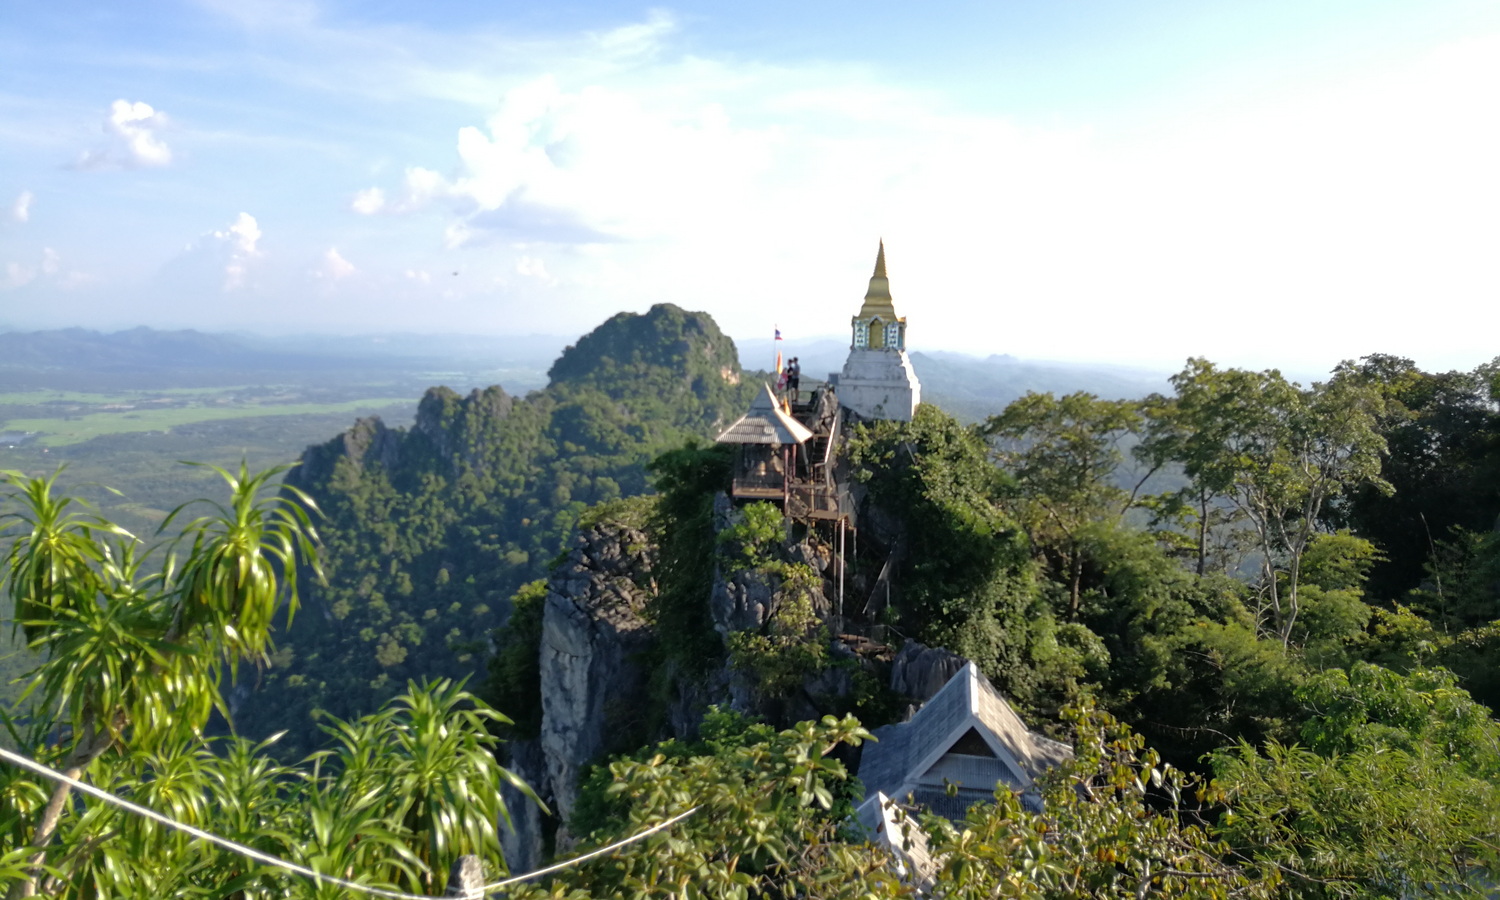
[835, 241, 921, 422]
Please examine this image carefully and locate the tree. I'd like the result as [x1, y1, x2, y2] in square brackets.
[1, 462, 320, 897]
[983, 392, 1146, 618]
[1163, 360, 1389, 645]
[538, 711, 891, 900]
[846, 406, 1037, 698]
[918, 703, 1277, 899]
[1212, 664, 1500, 897]
[1331, 355, 1500, 602]
[1136, 391, 1249, 577]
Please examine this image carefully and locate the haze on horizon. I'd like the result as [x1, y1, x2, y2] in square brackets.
[2, 0, 1498, 377]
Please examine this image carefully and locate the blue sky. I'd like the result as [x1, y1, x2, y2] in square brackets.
[3, 0, 1498, 373]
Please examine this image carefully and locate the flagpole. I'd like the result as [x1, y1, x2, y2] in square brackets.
[774, 324, 783, 388]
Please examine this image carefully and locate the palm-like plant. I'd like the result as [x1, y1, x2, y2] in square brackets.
[0, 462, 322, 898]
[161, 461, 323, 673]
[318, 678, 537, 892]
[1, 466, 547, 898]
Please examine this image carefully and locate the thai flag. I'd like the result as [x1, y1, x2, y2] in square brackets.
[774, 327, 783, 341]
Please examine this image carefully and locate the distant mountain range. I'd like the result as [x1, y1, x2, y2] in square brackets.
[0, 327, 564, 392]
[3, 326, 1170, 419]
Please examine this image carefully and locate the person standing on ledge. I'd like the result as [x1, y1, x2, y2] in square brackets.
[787, 357, 801, 400]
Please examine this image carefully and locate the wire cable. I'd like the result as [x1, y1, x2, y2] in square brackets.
[0, 745, 697, 898]
[475, 805, 698, 892]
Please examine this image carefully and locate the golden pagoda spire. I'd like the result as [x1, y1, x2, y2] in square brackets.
[858, 239, 897, 319]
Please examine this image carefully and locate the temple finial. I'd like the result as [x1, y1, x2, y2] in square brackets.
[873, 239, 886, 279]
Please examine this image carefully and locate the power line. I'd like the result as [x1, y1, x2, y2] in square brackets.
[0, 745, 697, 898]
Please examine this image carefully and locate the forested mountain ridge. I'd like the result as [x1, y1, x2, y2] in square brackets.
[231, 304, 758, 750]
[8, 330, 1500, 895]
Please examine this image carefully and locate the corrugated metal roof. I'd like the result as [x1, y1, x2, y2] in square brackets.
[857, 662, 1071, 822]
[715, 383, 813, 445]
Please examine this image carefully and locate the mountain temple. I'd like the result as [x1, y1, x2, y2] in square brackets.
[714, 240, 922, 523]
[834, 240, 921, 422]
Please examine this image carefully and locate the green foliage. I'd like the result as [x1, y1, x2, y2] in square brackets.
[1157, 359, 1390, 645]
[1213, 664, 1500, 897]
[486, 579, 549, 740]
[235, 305, 757, 751]
[727, 563, 830, 697]
[920, 703, 1277, 899]
[1405, 525, 1500, 631]
[537, 712, 887, 900]
[645, 440, 735, 670]
[0, 463, 326, 895]
[717, 500, 785, 574]
[984, 391, 1144, 617]
[1291, 531, 1378, 659]
[5, 680, 534, 898]
[1333, 354, 1500, 602]
[846, 405, 1038, 698]
[0, 472, 539, 898]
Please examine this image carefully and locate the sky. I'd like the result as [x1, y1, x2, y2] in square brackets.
[2, 0, 1498, 375]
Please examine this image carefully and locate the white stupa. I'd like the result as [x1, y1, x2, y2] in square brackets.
[836, 241, 921, 421]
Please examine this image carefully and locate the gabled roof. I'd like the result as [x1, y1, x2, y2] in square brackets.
[714, 383, 814, 445]
[857, 662, 1070, 818]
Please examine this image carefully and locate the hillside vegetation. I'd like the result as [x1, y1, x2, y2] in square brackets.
[228, 304, 759, 751]
[5, 304, 1500, 897]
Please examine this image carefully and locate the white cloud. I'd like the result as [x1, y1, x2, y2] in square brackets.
[319, 246, 356, 280]
[350, 187, 385, 215]
[338, 22, 1500, 370]
[74, 100, 174, 170]
[404, 268, 431, 282]
[213, 212, 262, 290]
[11, 190, 33, 223]
[516, 255, 550, 281]
[1, 247, 77, 291]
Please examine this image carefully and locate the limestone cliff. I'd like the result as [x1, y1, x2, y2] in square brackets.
[502, 520, 659, 863]
[503, 488, 968, 862]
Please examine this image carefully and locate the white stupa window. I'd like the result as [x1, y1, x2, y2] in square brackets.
[853, 320, 868, 348]
[886, 321, 901, 349]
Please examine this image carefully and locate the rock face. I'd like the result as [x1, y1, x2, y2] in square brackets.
[499, 739, 549, 874]
[890, 641, 968, 709]
[537, 523, 658, 844]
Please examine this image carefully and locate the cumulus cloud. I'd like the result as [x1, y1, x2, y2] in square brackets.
[350, 187, 385, 215]
[11, 191, 33, 223]
[213, 212, 262, 290]
[148, 212, 269, 304]
[356, 72, 782, 248]
[74, 100, 173, 170]
[319, 247, 356, 280]
[2, 247, 76, 291]
[516, 254, 550, 281]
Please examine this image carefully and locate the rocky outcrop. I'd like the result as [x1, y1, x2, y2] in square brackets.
[413, 385, 513, 464]
[283, 415, 403, 491]
[498, 739, 549, 874]
[537, 523, 657, 844]
[891, 641, 968, 709]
